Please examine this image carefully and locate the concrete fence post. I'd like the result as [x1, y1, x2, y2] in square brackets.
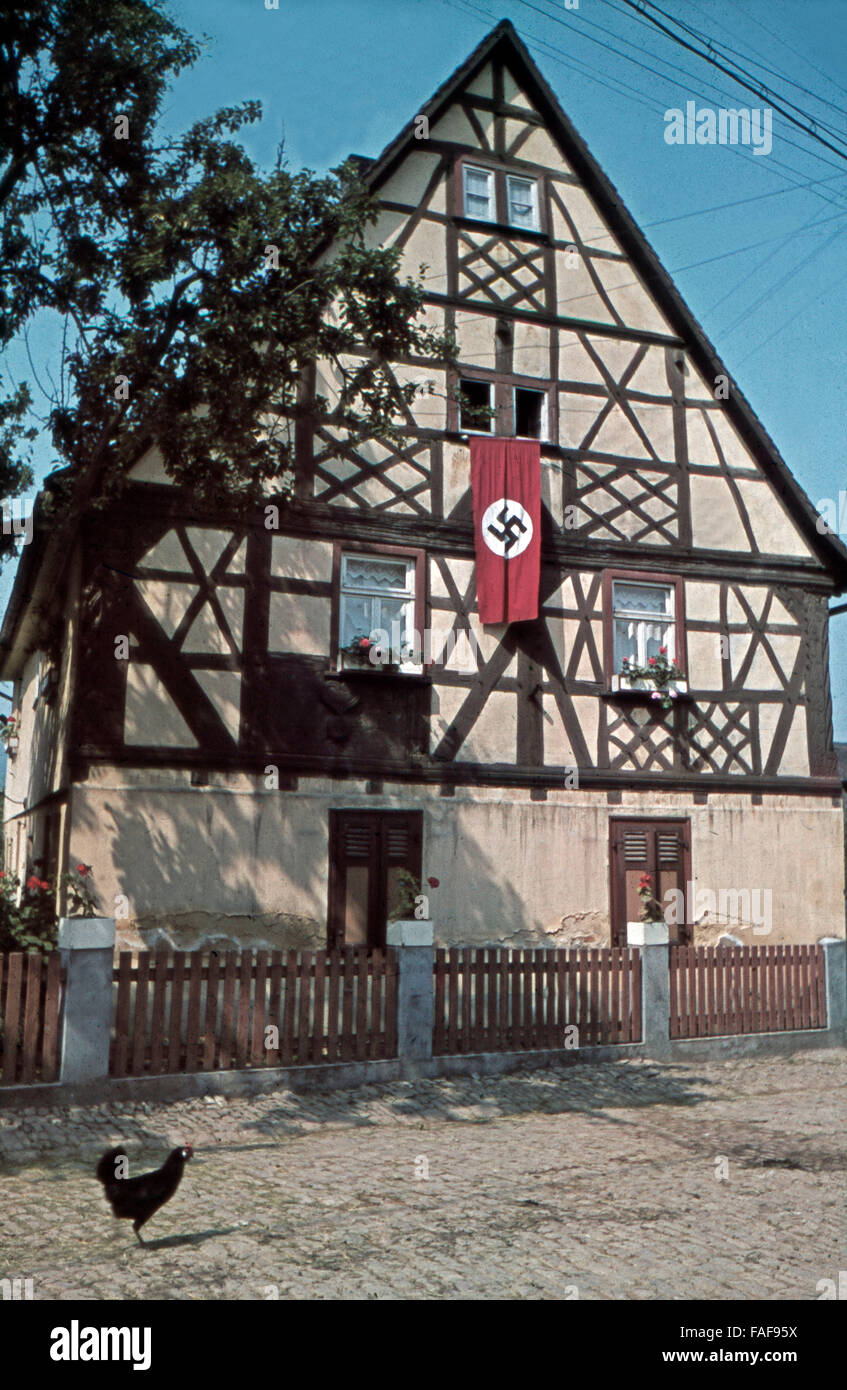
[627, 921, 671, 1059]
[58, 917, 115, 1084]
[386, 920, 434, 1065]
[821, 939, 846, 1042]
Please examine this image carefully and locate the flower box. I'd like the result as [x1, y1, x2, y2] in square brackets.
[610, 673, 688, 696]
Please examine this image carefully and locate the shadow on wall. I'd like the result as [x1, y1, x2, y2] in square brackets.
[74, 784, 606, 953]
[73, 786, 329, 953]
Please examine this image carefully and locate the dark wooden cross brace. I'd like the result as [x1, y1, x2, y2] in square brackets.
[430, 561, 591, 766]
[683, 701, 759, 775]
[313, 429, 432, 514]
[457, 233, 547, 311]
[573, 461, 679, 544]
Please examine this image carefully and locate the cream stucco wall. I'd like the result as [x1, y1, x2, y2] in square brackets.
[67, 771, 844, 952]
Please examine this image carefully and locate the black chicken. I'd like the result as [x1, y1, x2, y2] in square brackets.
[96, 1144, 194, 1244]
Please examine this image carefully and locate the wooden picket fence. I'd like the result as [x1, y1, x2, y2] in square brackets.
[110, 947, 397, 1077]
[433, 946, 642, 1054]
[669, 944, 827, 1039]
[0, 951, 64, 1085]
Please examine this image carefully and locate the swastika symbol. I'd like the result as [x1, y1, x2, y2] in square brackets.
[488, 503, 527, 551]
[481, 498, 533, 559]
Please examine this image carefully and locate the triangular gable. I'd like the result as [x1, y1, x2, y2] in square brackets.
[361, 20, 847, 584]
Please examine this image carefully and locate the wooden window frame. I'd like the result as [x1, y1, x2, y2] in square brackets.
[453, 155, 548, 236]
[609, 816, 692, 948]
[451, 370, 553, 440]
[458, 376, 494, 435]
[328, 809, 424, 949]
[602, 568, 687, 687]
[331, 540, 426, 669]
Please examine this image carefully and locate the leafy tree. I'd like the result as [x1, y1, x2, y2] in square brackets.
[0, 0, 454, 555]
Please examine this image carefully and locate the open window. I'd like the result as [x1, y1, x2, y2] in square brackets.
[514, 386, 546, 440]
[459, 378, 493, 433]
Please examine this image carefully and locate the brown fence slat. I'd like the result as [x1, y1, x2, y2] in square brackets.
[313, 949, 328, 1063]
[4, 953, 24, 1083]
[433, 948, 445, 1055]
[800, 945, 811, 1030]
[617, 947, 628, 1044]
[149, 950, 169, 1075]
[203, 952, 221, 1071]
[473, 949, 486, 1052]
[555, 949, 566, 1046]
[742, 947, 753, 1035]
[20, 953, 43, 1084]
[545, 949, 556, 1049]
[165, 952, 185, 1073]
[368, 950, 382, 1061]
[814, 946, 827, 1028]
[252, 951, 269, 1065]
[340, 949, 356, 1062]
[355, 948, 369, 1062]
[667, 946, 678, 1039]
[384, 948, 398, 1058]
[631, 947, 642, 1043]
[325, 949, 340, 1063]
[41, 954, 63, 1082]
[235, 951, 253, 1069]
[218, 951, 237, 1071]
[112, 952, 132, 1078]
[266, 951, 283, 1066]
[297, 951, 314, 1064]
[131, 953, 150, 1075]
[185, 954, 204, 1073]
[461, 947, 472, 1053]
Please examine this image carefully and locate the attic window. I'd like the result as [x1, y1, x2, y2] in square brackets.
[462, 164, 540, 231]
[514, 387, 545, 440]
[506, 175, 538, 230]
[463, 166, 494, 222]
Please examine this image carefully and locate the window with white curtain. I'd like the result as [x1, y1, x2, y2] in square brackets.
[463, 165, 494, 222]
[506, 174, 538, 230]
[339, 553, 417, 661]
[612, 580, 675, 670]
[462, 165, 540, 230]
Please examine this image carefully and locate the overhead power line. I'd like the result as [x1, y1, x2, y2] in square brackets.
[609, 0, 847, 164]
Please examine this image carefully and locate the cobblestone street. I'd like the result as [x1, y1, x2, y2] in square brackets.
[1, 1050, 845, 1300]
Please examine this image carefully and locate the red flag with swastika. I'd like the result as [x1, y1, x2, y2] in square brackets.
[470, 436, 541, 623]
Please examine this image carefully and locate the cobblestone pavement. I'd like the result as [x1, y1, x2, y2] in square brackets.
[1, 1050, 845, 1300]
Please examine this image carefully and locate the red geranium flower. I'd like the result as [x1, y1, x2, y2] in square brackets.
[26, 875, 49, 892]
[647, 656, 657, 665]
[77, 863, 88, 875]
[359, 638, 371, 649]
[659, 646, 667, 655]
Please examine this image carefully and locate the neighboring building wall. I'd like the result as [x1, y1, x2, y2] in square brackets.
[2, 545, 81, 888]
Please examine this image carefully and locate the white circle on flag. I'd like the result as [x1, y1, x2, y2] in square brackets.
[481, 498, 533, 559]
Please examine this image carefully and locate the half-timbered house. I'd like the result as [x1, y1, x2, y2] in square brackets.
[2, 21, 846, 952]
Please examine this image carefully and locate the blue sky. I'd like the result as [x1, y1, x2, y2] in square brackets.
[4, 0, 847, 731]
